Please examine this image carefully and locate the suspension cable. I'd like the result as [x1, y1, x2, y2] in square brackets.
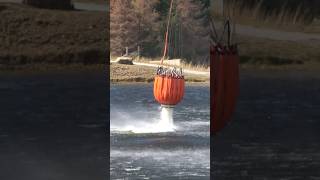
[161, 0, 174, 64]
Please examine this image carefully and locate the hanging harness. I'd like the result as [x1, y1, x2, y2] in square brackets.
[154, 0, 185, 106]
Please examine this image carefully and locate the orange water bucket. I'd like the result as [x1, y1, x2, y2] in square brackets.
[154, 75, 185, 106]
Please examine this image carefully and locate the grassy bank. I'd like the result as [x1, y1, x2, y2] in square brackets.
[0, 3, 108, 67]
[110, 63, 209, 83]
[110, 30, 320, 83]
[211, 0, 320, 66]
[215, 0, 320, 34]
[111, 56, 210, 72]
[237, 35, 320, 66]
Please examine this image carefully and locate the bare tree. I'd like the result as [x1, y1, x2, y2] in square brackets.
[110, 0, 209, 62]
[132, 0, 160, 56]
[176, 0, 209, 64]
[110, 0, 138, 56]
[110, 0, 160, 56]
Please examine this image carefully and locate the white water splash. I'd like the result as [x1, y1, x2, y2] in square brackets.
[158, 106, 176, 131]
[110, 106, 176, 134]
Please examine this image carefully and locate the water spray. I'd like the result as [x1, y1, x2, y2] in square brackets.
[159, 105, 175, 130]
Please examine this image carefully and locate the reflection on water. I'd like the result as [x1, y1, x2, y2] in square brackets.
[110, 84, 210, 179]
[213, 72, 320, 179]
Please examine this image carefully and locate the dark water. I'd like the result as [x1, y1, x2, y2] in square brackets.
[2, 70, 319, 179]
[0, 72, 108, 180]
[110, 84, 210, 179]
[213, 70, 320, 179]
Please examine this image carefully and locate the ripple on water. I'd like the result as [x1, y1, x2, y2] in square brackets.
[111, 148, 210, 178]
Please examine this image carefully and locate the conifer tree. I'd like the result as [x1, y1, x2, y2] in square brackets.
[110, 0, 160, 56]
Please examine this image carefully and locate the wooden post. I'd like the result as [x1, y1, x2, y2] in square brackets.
[125, 47, 128, 56]
[137, 46, 140, 60]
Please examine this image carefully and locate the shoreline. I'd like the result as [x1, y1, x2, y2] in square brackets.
[1, 62, 320, 82]
[110, 63, 209, 83]
[111, 80, 210, 84]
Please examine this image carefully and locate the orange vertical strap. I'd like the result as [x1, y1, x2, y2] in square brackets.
[161, 0, 174, 64]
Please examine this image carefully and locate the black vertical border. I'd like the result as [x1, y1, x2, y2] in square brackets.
[106, 1, 110, 179]
[209, 0, 214, 178]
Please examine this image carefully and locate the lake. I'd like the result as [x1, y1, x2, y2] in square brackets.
[0, 71, 108, 180]
[110, 84, 210, 179]
[213, 69, 320, 179]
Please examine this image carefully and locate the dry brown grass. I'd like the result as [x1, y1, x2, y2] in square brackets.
[0, 3, 108, 66]
[110, 63, 155, 82]
[237, 34, 320, 66]
[180, 61, 210, 72]
[212, 0, 320, 33]
[110, 63, 209, 83]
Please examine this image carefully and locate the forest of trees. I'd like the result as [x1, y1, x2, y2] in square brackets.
[110, 0, 210, 65]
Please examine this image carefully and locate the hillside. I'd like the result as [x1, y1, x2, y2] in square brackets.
[0, 3, 108, 69]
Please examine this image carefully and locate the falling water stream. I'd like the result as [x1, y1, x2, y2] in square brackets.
[159, 106, 175, 131]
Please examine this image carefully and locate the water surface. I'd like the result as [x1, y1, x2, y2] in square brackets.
[111, 84, 210, 179]
[0, 72, 108, 180]
[213, 70, 320, 179]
